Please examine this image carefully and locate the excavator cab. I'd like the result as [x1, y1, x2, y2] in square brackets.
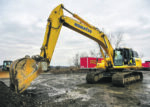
[113, 48, 138, 66]
[114, 49, 124, 66]
[0, 60, 12, 78]
[2, 60, 12, 71]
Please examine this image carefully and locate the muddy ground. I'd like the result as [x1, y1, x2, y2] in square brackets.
[0, 71, 150, 107]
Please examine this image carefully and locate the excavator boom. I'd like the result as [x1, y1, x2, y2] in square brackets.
[40, 4, 114, 66]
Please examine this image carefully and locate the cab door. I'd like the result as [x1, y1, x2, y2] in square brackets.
[114, 49, 123, 66]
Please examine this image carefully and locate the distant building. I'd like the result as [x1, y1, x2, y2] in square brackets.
[142, 61, 150, 70]
[80, 57, 103, 69]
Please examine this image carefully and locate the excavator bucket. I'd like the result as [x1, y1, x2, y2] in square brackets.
[9, 57, 47, 93]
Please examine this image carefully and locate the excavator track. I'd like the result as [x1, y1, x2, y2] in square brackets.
[112, 71, 143, 86]
[86, 71, 104, 83]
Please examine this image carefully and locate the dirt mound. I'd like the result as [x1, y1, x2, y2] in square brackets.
[48, 68, 89, 74]
[0, 81, 34, 107]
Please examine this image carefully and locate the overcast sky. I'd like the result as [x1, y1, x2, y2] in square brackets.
[0, 0, 150, 66]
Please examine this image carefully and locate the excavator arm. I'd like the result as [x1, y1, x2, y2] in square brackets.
[9, 4, 114, 93]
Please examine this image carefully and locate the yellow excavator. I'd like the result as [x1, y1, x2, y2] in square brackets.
[9, 4, 143, 93]
[0, 60, 12, 78]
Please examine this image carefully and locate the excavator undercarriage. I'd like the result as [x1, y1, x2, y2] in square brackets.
[86, 69, 143, 86]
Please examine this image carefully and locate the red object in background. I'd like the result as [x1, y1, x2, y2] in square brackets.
[80, 57, 103, 69]
[142, 61, 150, 68]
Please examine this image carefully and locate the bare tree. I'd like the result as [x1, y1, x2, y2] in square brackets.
[114, 33, 124, 48]
[73, 53, 80, 67]
[89, 48, 102, 57]
[108, 32, 124, 49]
[139, 53, 144, 58]
[80, 52, 88, 57]
[90, 50, 97, 57]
